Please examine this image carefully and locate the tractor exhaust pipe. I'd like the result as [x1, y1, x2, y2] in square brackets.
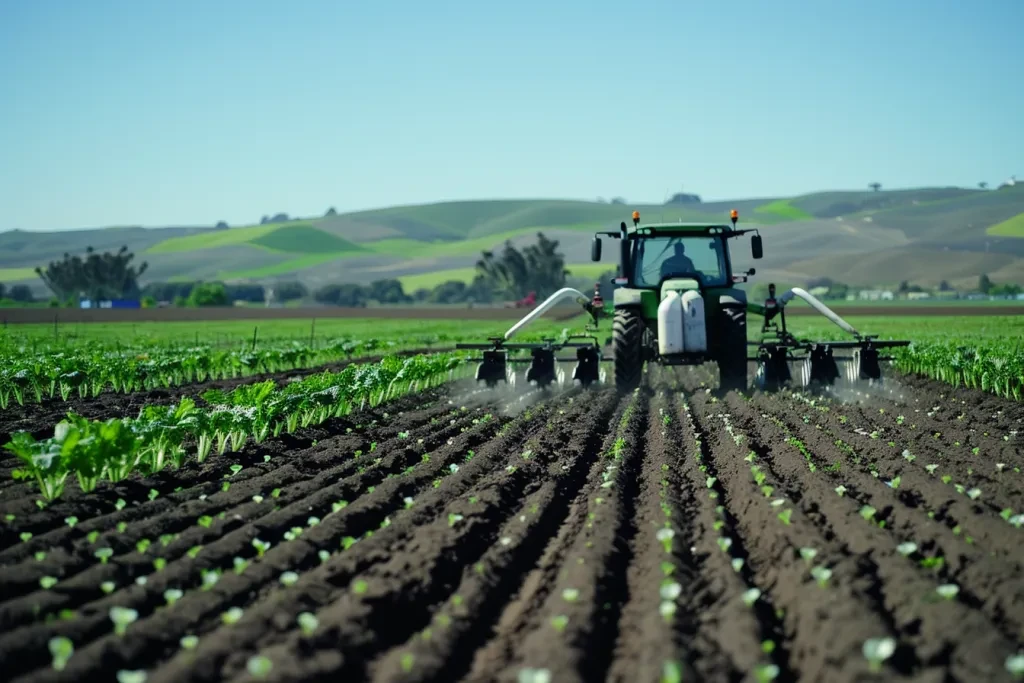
[776, 287, 860, 337]
[504, 287, 593, 341]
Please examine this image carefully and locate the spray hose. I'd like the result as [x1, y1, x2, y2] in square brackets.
[776, 287, 861, 337]
[503, 287, 595, 341]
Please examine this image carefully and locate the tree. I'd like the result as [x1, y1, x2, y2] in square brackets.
[367, 279, 409, 304]
[428, 281, 468, 304]
[314, 283, 368, 307]
[224, 283, 265, 303]
[8, 285, 33, 302]
[35, 245, 148, 303]
[666, 192, 702, 204]
[938, 280, 952, 291]
[143, 281, 194, 302]
[869, 183, 882, 192]
[215, 221, 229, 229]
[474, 232, 567, 300]
[274, 281, 308, 301]
[978, 182, 988, 190]
[0, 284, 5, 300]
[325, 207, 338, 217]
[979, 273, 993, 294]
[186, 282, 228, 307]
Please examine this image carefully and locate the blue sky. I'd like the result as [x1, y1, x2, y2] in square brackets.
[1, 0, 1021, 231]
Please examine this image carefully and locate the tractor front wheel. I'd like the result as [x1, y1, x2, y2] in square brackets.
[613, 308, 644, 392]
[717, 306, 748, 393]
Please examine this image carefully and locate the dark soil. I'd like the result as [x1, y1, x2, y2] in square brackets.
[1, 368, 1023, 683]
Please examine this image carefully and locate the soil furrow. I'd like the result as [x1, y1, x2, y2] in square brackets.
[459, 388, 648, 683]
[869, 372, 1024, 434]
[0, 402, 498, 633]
[137, 391, 600, 683]
[688, 386, 922, 681]
[717, 389, 1020, 681]
[750, 391, 1024, 649]
[66, 392, 580, 683]
[246, 389, 624, 683]
[798, 394, 1023, 554]
[605, 386, 759, 682]
[1, 395, 517, 682]
[365, 393, 631, 683]
[660, 382, 789, 680]
[820, 391, 1024, 510]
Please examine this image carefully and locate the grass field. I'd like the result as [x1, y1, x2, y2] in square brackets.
[0, 267, 38, 282]
[753, 199, 814, 221]
[147, 223, 364, 256]
[987, 211, 1024, 237]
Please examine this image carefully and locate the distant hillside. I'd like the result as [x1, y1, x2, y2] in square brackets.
[2, 184, 1023, 295]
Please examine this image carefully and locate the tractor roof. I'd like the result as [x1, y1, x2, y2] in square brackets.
[631, 223, 735, 236]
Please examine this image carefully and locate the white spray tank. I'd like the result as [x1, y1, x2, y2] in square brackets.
[680, 290, 707, 353]
[658, 291, 685, 355]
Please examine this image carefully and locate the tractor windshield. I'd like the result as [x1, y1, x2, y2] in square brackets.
[632, 235, 727, 287]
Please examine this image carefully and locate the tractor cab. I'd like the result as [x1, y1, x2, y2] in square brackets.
[590, 210, 762, 292]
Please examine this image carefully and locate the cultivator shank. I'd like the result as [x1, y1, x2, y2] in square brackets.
[455, 287, 607, 389]
[750, 284, 910, 391]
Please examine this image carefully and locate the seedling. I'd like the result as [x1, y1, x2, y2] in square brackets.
[810, 565, 832, 587]
[109, 606, 139, 636]
[297, 612, 319, 635]
[48, 636, 73, 671]
[247, 656, 272, 679]
[221, 607, 244, 624]
[862, 637, 896, 673]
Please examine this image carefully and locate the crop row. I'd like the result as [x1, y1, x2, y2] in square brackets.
[0, 335, 452, 408]
[893, 342, 1024, 400]
[4, 353, 470, 503]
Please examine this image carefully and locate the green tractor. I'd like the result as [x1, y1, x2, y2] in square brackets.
[591, 210, 910, 393]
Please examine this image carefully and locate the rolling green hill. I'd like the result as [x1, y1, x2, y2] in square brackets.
[3, 183, 1024, 295]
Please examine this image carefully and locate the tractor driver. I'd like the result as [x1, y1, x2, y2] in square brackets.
[660, 241, 696, 279]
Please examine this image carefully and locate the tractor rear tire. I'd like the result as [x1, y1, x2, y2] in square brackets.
[718, 306, 748, 393]
[613, 308, 644, 392]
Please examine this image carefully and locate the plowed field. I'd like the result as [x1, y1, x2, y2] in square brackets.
[2, 364, 1023, 682]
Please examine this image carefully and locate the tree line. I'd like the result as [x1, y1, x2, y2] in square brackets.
[15, 232, 578, 308]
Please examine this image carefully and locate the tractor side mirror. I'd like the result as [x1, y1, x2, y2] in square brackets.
[591, 237, 602, 262]
[751, 234, 763, 259]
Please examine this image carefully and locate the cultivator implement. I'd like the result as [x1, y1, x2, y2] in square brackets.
[456, 287, 606, 388]
[749, 283, 911, 391]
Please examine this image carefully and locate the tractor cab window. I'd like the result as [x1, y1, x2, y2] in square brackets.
[632, 236, 727, 287]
